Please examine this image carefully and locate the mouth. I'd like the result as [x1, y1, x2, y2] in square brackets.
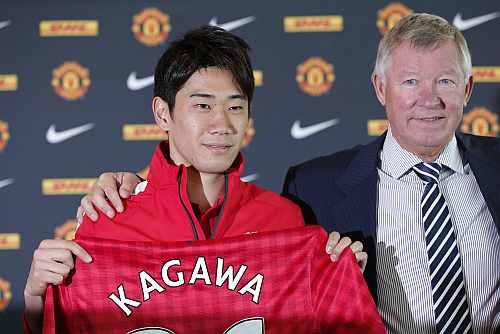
[413, 116, 446, 122]
[202, 144, 234, 152]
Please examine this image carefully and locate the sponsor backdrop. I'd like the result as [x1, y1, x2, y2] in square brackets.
[1, 0, 499, 330]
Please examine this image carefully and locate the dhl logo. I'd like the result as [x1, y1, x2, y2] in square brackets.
[284, 16, 343, 32]
[123, 124, 168, 141]
[253, 70, 263, 87]
[0, 234, 20, 250]
[368, 119, 389, 136]
[42, 178, 96, 195]
[0, 75, 18, 91]
[472, 67, 500, 82]
[40, 20, 98, 36]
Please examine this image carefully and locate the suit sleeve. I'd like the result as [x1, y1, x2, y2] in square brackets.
[282, 166, 299, 197]
[282, 166, 319, 225]
[310, 232, 386, 333]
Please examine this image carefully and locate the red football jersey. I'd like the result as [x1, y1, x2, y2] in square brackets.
[43, 226, 385, 334]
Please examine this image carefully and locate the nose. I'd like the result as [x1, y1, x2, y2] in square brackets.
[417, 82, 443, 109]
[209, 106, 235, 135]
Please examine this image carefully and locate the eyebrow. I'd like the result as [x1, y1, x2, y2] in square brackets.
[438, 70, 461, 76]
[189, 93, 247, 100]
[398, 69, 460, 76]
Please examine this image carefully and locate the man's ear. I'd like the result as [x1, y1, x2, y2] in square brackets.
[372, 73, 386, 106]
[152, 97, 172, 131]
[463, 75, 474, 107]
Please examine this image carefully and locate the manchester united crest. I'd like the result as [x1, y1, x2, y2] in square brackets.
[461, 107, 499, 137]
[0, 120, 10, 152]
[376, 3, 413, 35]
[132, 8, 171, 46]
[296, 57, 335, 96]
[0, 277, 12, 312]
[51, 62, 91, 100]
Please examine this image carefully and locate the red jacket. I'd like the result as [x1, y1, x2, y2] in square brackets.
[77, 141, 305, 241]
[24, 143, 306, 334]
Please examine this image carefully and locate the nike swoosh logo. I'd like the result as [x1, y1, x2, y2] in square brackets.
[0, 20, 11, 30]
[453, 12, 500, 31]
[127, 72, 154, 91]
[208, 16, 256, 31]
[241, 173, 259, 182]
[291, 119, 339, 139]
[0, 178, 14, 189]
[46, 123, 95, 144]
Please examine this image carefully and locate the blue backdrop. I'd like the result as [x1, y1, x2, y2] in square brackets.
[1, 1, 499, 331]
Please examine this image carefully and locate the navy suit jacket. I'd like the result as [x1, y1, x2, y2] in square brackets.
[282, 132, 500, 301]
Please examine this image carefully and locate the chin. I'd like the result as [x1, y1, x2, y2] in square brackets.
[196, 163, 234, 174]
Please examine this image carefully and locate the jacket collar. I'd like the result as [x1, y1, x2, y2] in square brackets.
[335, 133, 386, 194]
[147, 141, 245, 188]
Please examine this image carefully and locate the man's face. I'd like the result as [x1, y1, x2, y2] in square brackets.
[373, 40, 473, 158]
[155, 67, 249, 174]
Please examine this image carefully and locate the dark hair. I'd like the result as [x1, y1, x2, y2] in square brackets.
[154, 25, 254, 114]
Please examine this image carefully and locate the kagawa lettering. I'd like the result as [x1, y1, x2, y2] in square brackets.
[108, 256, 264, 316]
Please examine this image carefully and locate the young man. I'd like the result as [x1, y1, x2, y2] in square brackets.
[25, 26, 381, 333]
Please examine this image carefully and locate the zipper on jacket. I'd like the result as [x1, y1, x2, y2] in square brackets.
[177, 169, 199, 240]
[210, 173, 228, 240]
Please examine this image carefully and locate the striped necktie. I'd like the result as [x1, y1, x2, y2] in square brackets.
[413, 162, 472, 334]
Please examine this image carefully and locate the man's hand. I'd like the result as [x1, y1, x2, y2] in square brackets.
[77, 172, 141, 224]
[24, 239, 92, 333]
[325, 231, 368, 273]
[25, 239, 92, 297]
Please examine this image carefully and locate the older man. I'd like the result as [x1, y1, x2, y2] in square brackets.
[284, 13, 500, 334]
[78, 13, 500, 333]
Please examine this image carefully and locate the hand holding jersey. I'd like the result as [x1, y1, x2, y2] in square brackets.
[24, 240, 92, 333]
[43, 227, 384, 333]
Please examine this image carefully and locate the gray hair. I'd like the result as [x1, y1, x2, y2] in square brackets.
[373, 13, 472, 81]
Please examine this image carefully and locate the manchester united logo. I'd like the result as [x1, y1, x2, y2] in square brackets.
[51, 62, 91, 100]
[0, 120, 10, 152]
[296, 57, 335, 96]
[461, 107, 499, 137]
[132, 8, 171, 46]
[0, 277, 12, 312]
[376, 3, 413, 35]
[54, 219, 78, 240]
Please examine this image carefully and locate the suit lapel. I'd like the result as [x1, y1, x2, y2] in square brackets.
[330, 134, 386, 300]
[332, 134, 386, 238]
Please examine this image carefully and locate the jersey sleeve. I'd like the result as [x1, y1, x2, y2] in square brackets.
[310, 232, 386, 333]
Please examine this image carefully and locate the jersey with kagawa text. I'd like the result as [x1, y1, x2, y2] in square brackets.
[42, 226, 385, 333]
